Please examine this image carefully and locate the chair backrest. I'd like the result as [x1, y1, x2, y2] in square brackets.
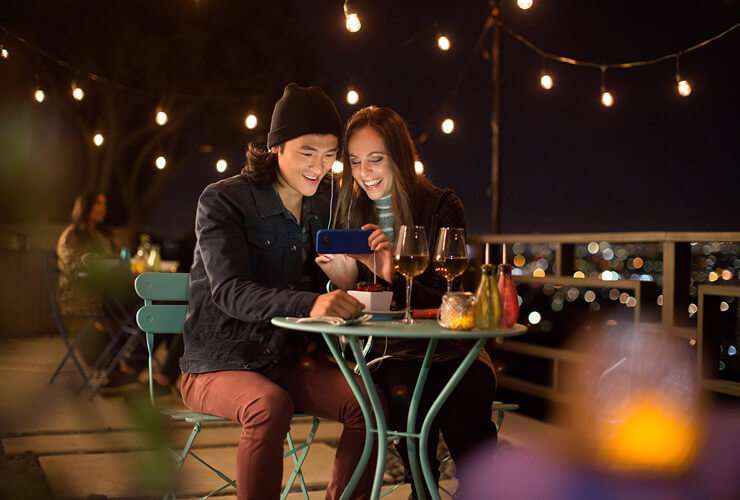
[134, 272, 189, 403]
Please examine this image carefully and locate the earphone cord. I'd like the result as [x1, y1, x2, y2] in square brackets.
[327, 173, 334, 229]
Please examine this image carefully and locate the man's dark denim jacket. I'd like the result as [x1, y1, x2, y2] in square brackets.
[181, 174, 330, 374]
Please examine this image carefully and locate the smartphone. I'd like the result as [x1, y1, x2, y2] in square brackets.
[316, 229, 372, 254]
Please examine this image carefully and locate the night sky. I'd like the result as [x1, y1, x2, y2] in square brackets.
[1, 1, 738, 239]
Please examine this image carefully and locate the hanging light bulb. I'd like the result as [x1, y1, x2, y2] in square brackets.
[517, 0, 534, 10]
[674, 55, 692, 97]
[346, 89, 359, 105]
[71, 83, 85, 101]
[332, 161, 344, 174]
[441, 118, 455, 134]
[34, 88, 45, 103]
[155, 109, 168, 126]
[155, 156, 167, 170]
[540, 73, 553, 90]
[216, 159, 228, 173]
[601, 90, 614, 107]
[599, 66, 614, 107]
[677, 79, 692, 97]
[345, 12, 361, 32]
[93, 133, 104, 147]
[346, 13, 361, 32]
[244, 113, 258, 129]
[414, 160, 425, 175]
[437, 35, 451, 51]
[1, 46, 8, 59]
[344, 2, 362, 33]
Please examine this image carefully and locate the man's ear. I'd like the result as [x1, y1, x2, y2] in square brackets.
[270, 145, 280, 155]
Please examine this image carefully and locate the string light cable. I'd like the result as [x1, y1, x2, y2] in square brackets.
[0, 24, 268, 103]
[416, 16, 739, 139]
[493, 18, 740, 71]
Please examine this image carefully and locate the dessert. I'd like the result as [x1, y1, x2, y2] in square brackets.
[348, 282, 394, 312]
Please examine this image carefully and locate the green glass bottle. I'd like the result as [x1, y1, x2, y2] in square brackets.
[474, 263, 502, 329]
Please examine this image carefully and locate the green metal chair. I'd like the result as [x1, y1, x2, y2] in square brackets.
[134, 272, 320, 500]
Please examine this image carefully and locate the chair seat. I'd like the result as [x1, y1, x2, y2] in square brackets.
[161, 408, 228, 423]
[161, 409, 317, 425]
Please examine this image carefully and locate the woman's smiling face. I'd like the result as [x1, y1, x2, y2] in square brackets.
[348, 126, 394, 200]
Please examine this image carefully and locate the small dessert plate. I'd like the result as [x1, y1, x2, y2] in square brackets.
[365, 310, 405, 321]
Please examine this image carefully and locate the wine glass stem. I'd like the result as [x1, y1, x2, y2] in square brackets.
[446, 279, 452, 293]
[405, 277, 414, 324]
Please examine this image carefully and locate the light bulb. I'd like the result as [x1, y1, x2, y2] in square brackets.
[34, 89, 45, 103]
[517, 0, 533, 10]
[437, 35, 451, 51]
[155, 156, 167, 170]
[245, 114, 258, 129]
[414, 161, 424, 175]
[156, 110, 168, 126]
[540, 73, 553, 90]
[677, 79, 692, 97]
[601, 90, 614, 107]
[441, 118, 455, 134]
[346, 89, 359, 105]
[331, 161, 344, 174]
[1, 47, 8, 59]
[93, 133, 104, 147]
[216, 159, 227, 173]
[345, 13, 361, 33]
[72, 84, 84, 101]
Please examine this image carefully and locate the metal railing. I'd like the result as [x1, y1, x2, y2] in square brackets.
[469, 231, 740, 404]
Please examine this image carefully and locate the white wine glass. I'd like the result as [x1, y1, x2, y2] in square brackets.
[394, 225, 430, 324]
[433, 227, 469, 293]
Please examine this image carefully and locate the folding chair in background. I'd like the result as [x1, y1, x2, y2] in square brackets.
[46, 252, 97, 389]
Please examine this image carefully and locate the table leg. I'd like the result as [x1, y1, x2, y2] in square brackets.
[321, 332, 381, 500]
[419, 338, 486, 500]
[347, 337, 388, 500]
[406, 338, 438, 500]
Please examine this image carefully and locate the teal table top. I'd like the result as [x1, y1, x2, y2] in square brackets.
[271, 317, 527, 340]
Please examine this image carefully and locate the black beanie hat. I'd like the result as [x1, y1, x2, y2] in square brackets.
[267, 83, 342, 148]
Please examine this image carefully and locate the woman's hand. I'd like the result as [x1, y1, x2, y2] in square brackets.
[350, 224, 394, 283]
[315, 253, 358, 290]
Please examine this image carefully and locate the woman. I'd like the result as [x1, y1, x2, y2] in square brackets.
[56, 192, 116, 366]
[318, 106, 498, 499]
[57, 192, 115, 316]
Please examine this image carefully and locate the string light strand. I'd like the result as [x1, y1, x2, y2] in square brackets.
[0, 24, 268, 102]
[493, 18, 740, 70]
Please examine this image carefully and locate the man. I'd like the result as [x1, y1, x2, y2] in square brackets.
[180, 83, 373, 500]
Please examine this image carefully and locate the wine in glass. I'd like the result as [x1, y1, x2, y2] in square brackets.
[433, 227, 469, 292]
[394, 225, 430, 324]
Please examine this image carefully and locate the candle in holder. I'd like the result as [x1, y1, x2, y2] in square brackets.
[438, 292, 476, 331]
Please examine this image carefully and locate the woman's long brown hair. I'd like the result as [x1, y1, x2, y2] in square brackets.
[334, 106, 431, 235]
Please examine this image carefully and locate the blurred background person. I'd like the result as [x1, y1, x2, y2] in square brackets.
[56, 192, 117, 368]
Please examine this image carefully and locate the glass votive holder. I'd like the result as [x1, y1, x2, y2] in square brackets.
[438, 292, 476, 331]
